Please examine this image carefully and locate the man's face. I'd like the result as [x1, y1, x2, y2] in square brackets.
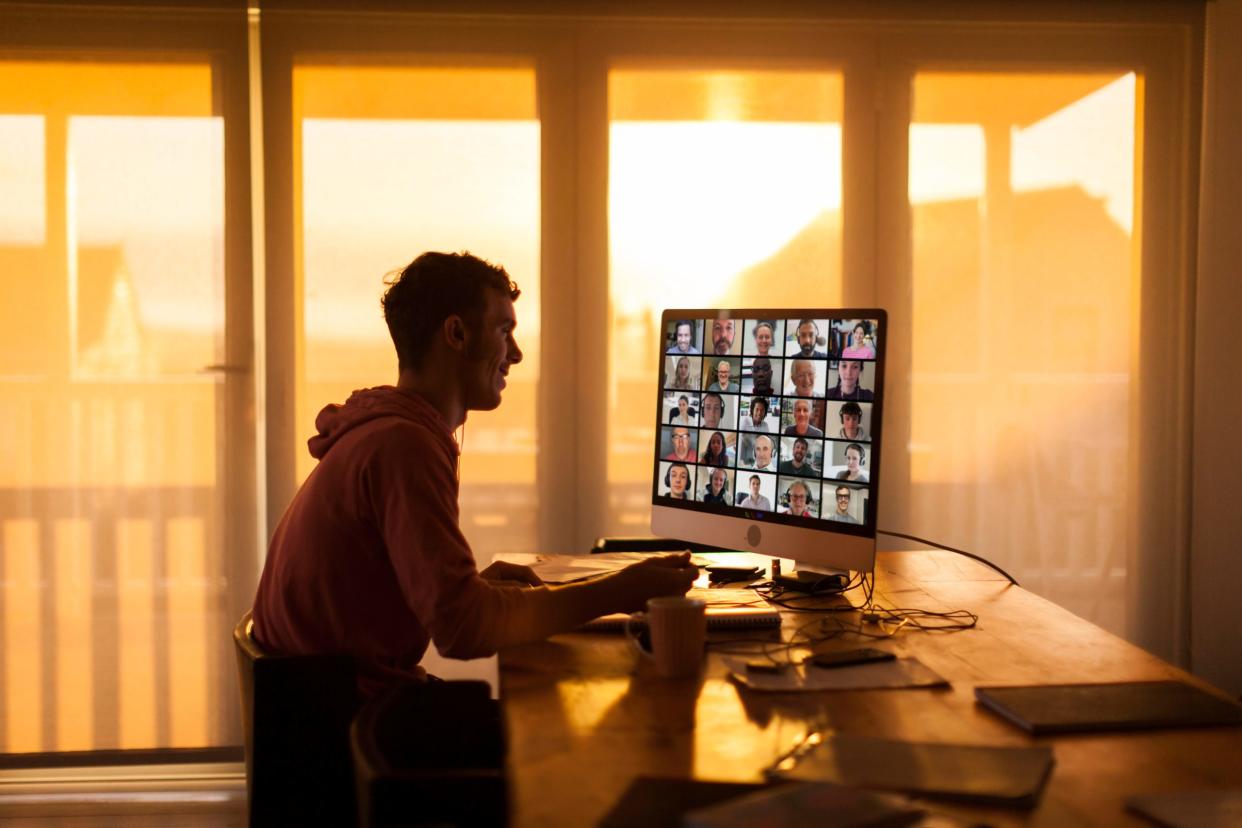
[464, 291, 523, 412]
[793, 440, 807, 462]
[716, 361, 731, 386]
[842, 412, 861, 434]
[750, 477, 761, 496]
[836, 488, 851, 514]
[789, 486, 808, 512]
[701, 396, 723, 428]
[751, 358, 772, 389]
[675, 323, 693, 352]
[754, 325, 773, 355]
[794, 400, 810, 429]
[754, 437, 773, 468]
[712, 319, 735, 354]
[797, 322, 816, 354]
[671, 428, 691, 458]
[792, 361, 815, 394]
[669, 465, 688, 495]
[838, 360, 862, 391]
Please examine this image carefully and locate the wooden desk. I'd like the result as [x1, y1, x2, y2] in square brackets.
[499, 550, 1242, 826]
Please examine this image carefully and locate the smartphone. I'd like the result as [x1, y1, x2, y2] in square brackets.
[807, 648, 896, 669]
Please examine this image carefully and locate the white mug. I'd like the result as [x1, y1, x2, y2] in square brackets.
[625, 596, 707, 678]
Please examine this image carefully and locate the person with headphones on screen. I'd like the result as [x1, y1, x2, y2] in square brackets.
[252, 252, 697, 697]
[666, 319, 700, 355]
[838, 401, 868, 440]
[829, 485, 861, 523]
[738, 474, 771, 511]
[794, 319, 827, 358]
[780, 480, 815, 518]
[701, 392, 726, 429]
[778, 437, 818, 478]
[664, 462, 691, 499]
[836, 443, 869, 482]
[701, 467, 729, 505]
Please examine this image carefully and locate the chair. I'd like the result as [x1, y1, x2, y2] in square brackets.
[233, 611, 360, 827]
[351, 680, 508, 827]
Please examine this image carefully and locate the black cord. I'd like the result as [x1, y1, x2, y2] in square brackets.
[877, 529, 1020, 586]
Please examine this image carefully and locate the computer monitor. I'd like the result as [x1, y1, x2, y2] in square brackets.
[651, 310, 886, 574]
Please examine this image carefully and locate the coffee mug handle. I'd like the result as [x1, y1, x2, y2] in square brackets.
[624, 612, 653, 659]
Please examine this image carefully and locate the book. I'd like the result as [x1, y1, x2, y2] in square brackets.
[685, 782, 923, 827]
[770, 733, 1054, 808]
[974, 681, 1242, 735]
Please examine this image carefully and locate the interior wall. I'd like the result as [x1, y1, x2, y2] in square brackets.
[1191, 0, 1242, 697]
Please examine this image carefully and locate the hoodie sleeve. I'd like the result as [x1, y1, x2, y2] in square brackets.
[361, 421, 553, 659]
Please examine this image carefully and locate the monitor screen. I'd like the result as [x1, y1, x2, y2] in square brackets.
[651, 310, 885, 572]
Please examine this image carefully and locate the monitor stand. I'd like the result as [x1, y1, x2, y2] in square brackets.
[774, 563, 849, 594]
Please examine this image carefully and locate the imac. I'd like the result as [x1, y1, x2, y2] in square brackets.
[651, 309, 886, 580]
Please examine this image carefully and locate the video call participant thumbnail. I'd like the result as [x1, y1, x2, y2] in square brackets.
[779, 478, 821, 518]
[743, 356, 778, 396]
[666, 319, 701, 355]
[835, 442, 869, 483]
[698, 466, 733, 505]
[698, 430, 735, 467]
[783, 398, 824, 438]
[745, 319, 781, 357]
[778, 436, 819, 478]
[662, 461, 693, 499]
[785, 358, 825, 398]
[826, 360, 874, 401]
[662, 426, 698, 462]
[664, 391, 697, 426]
[709, 317, 740, 356]
[837, 400, 868, 441]
[827, 484, 861, 523]
[743, 395, 775, 432]
[789, 318, 828, 358]
[705, 358, 740, 392]
[738, 473, 773, 511]
[840, 319, 877, 359]
[665, 355, 701, 391]
[699, 392, 737, 430]
[742, 433, 776, 472]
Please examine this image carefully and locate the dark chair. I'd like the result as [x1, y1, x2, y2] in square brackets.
[352, 680, 508, 828]
[233, 611, 360, 827]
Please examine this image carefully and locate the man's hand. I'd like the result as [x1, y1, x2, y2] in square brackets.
[615, 552, 699, 611]
[480, 560, 544, 587]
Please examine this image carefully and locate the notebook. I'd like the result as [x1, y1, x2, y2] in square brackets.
[581, 588, 781, 631]
[974, 681, 1242, 735]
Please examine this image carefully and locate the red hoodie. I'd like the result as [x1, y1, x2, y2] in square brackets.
[252, 386, 544, 694]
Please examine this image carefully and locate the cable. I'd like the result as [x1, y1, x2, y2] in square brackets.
[877, 529, 1019, 586]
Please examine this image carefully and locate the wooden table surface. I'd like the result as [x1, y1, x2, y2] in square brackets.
[499, 550, 1242, 826]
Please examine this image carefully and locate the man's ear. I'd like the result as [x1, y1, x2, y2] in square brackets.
[443, 314, 468, 355]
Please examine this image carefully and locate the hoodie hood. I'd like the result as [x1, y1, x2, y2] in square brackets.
[307, 386, 456, 460]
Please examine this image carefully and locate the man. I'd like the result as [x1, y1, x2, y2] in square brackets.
[707, 359, 739, 393]
[828, 485, 860, 523]
[700, 393, 725, 429]
[748, 434, 776, 472]
[747, 356, 776, 396]
[711, 318, 736, 355]
[252, 252, 696, 695]
[780, 481, 815, 517]
[826, 360, 875, 401]
[663, 426, 698, 462]
[778, 437, 817, 477]
[838, 401, 868, 440]
[738, 474, 771, 511]
[666, 320, 700, 354]
[783, 398, 824, 438]
[665, 462, 691, 499]
[794, 319, 826, 358]
[788, 359, 819, 398]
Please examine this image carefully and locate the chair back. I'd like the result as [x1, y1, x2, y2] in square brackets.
[233, 610, 360, 827]
[352, 680, 508, 827]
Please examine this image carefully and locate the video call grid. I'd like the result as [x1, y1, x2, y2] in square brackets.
[658, 315, 880, 524]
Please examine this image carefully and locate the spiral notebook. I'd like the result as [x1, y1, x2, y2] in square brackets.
[581, 589, 781, 631]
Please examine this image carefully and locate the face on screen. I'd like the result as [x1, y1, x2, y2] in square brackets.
[655, 311, 880, 529]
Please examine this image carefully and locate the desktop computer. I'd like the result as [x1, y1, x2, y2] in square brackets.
[652, 310, 886, 583]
